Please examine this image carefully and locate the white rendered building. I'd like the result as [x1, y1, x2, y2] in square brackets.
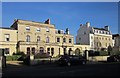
[76, 22, 113, 51]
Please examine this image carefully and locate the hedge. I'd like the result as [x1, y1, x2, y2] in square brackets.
[99, 51, 108, 56]
[6, 55, 21, 61]
[110, 51, 120, 55]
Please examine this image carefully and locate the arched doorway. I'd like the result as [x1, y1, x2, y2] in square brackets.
[68, 48, 72, 55]
[75, 48, 80, 55]
[51, 48, 54, 56]
[40, 47, 44, 54]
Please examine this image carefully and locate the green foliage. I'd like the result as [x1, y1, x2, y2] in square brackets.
[99, 51, 108, 56]
[110, 51, 120, 55]
[6, 55, 21, 61]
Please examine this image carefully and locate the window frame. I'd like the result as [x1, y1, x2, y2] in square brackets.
[57, 37, 60, 42]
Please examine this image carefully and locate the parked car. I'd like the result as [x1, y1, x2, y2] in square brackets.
[107, 55, 120, 62]
[57, 55, 86, 66]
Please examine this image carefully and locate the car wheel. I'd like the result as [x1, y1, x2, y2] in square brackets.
[67, 62, 71, 66]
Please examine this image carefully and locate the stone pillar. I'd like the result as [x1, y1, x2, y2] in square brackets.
[85, 50, 89, 60]
[30, 55, 35, 65]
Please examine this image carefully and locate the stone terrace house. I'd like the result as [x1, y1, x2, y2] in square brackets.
[0, 19, 90, 57]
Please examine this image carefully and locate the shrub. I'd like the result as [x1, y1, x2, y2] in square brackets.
[110, 51, 120, 55]
[88, 50, 108, 56]
[99, 51, 108, 56]
[6, 55, 21, 61]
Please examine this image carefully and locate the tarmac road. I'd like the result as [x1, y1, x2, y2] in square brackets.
[2, 61, 120, 78]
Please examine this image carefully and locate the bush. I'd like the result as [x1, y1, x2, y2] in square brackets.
[6, 55, 21, 61]
[88, 50, 108, 56]
[110, 51, 120, 55]
[99, 51, 108, 56]
[23, 56, 30, 65]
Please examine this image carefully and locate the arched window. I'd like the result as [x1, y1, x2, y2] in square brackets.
[26, 35, 30, 42]
[32, 47, 35, 55]
[27, 47, 30, 55]
[47, 48, 50, 54]
[37, 36, 40, 42]
[40, 47, 44, 53]
[46, 36, 49, 43]
[75, 48, 80, 55]
[51, 48, 54, 56]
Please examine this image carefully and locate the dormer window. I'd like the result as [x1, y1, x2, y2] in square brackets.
[26, 26, 30, 31]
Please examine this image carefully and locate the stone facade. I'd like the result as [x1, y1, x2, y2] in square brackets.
[0, 28, 17, 55]
[113, 34, 120, 52]
[0, 19, 90, 57]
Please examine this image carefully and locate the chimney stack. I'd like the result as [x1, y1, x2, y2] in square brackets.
[86, 22, 90, 27]
[45, 18, 50, 24]
[104, 26, 109, 31]
[80, 24, 83, 27]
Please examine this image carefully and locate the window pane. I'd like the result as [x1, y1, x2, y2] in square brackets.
[46, 37, 49, 43]
[69, 39, 72, 43]
[26, 35, 30, 42]
[5, 34, 10, 41]
[57, 38, 60, 42]
[5, 48, 9, 54]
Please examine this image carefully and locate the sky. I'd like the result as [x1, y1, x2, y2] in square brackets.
[2, 2, 118, 42]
